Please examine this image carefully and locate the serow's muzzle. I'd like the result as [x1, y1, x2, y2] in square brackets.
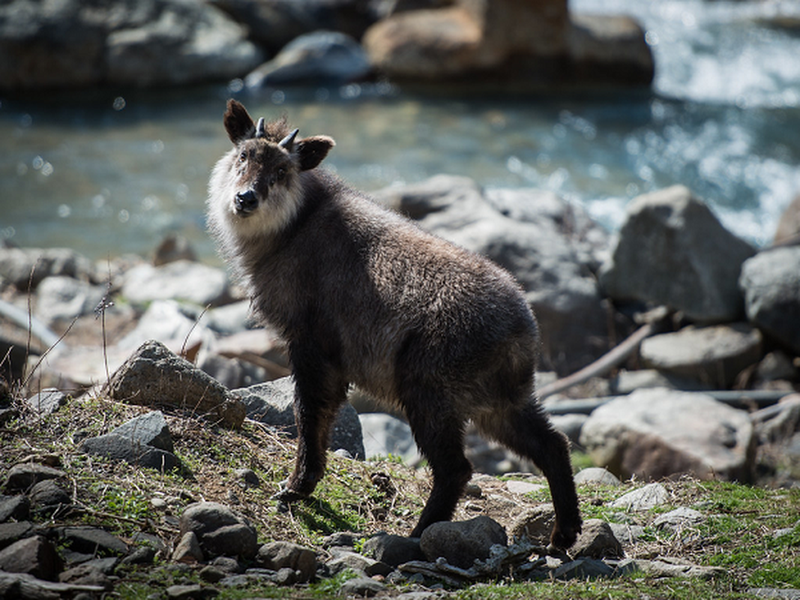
[234, 190, 258, 215]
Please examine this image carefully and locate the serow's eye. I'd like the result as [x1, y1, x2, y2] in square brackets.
[239, 151, 247, 164]
[276, 167, 287, 181]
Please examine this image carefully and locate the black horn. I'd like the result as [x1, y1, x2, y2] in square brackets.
[279, 128, 299, 150]
[255, 117, 266, 138]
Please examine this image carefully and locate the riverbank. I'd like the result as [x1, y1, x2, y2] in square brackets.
[1, 174, 799, 598]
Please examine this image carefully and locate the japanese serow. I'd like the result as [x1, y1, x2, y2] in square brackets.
[207, 99, 581, 548]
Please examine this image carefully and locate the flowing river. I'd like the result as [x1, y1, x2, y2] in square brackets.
[1, 0, 799, 261]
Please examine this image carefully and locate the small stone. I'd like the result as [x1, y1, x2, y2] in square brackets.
[505, 480, 545, 495]
[58, 526, 128, 557]
[172, 532, 203, 564]
[339, 576, 386, 598]
[29, 480, 71, 514]
[420, 516, 507, 569]
[3, 463, 65, 493]
[180, 502, 258, 560]
[0, 495, 31, 523]
[326, 550, 393, 577]
[570, 520, 623, 559]
[234, 468, 259, 488]
[272, 567, 299, 586]
[608, 522, 647, 546]
[653, 507, 706, 535]
[25, 389, 67, 415]
[508, 504, 556, 546]
[574, 468, 621, 486]
[256, 541, 316, 582]
[165, 583, 217, 600]
[554, 557, 616, 580]
[609, 483, 669, 512]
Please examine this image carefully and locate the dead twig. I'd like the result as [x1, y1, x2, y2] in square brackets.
[538, 307, 670, 401]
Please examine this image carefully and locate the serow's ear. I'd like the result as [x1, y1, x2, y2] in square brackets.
[223, 99, 255, 145]
[296, 135, 335, 171]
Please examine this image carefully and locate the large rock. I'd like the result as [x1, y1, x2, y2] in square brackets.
[234, 377, 364, 459]
[739, 247, 800, 355]
[358, 413, 420, 464]
[103, 340, 245, 428]
[0, 536, 62, 581]
[773, 194, 800, 245]
[121, 261, 230, 308]
[0, 247, 94, 289]
[378, 175, 610, 374]
[639, 323, 763, 388]
[580, 389, 756, 482]
[0, 0, 263, 91]
[34, 276, 106, 326]
[600, 186, 756, 323]
[210, 0, 377, 54]
[362, 0, 653, 89]
[245, 31, 371, 87]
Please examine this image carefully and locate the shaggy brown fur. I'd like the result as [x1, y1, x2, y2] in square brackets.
[207, 99, 581, 547]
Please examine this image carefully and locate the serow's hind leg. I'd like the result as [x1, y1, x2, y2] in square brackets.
[477, 402, 582, 550]
[404, 398, 473, 538]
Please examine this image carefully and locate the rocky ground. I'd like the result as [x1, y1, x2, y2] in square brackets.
[1, 386, 799, 600]
[1, 176, 799, 598]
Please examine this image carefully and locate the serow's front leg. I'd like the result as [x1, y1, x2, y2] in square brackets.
[273, 357, 347, 506]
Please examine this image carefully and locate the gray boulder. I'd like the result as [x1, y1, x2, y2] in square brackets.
[600, 186, 756, 323]
[210, 0, 377, 54]
[104, 340, 245, 429]
[739, 247, 800, 355]
[774, 194, 800, 246]
[419, 515, 507, 569]
[246, 31, 371, 87]
[0, 536, 62, 581]
[378, 175, 610, 375]
[0, 247, 94, 289]
[121, 261, 230, 308]
[117, 300, 217, 354]
[639, 323, 763, 388]
[0, 0, 263, 91]
[34, 276, 106, 325]
[358, 412, 420, 464]
[235, 377, 364, 459]
[580, 389, 756, 482]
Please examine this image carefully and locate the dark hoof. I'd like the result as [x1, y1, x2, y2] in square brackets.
[549, 522, 581, 553]
[272, 488, 307, 504]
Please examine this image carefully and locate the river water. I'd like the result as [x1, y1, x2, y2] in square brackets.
[1, 0, 799, 261]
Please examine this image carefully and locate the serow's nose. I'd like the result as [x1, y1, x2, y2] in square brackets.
[234, 190, 258, 214]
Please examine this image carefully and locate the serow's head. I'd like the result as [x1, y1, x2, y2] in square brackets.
[221, 99, 335, 220]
